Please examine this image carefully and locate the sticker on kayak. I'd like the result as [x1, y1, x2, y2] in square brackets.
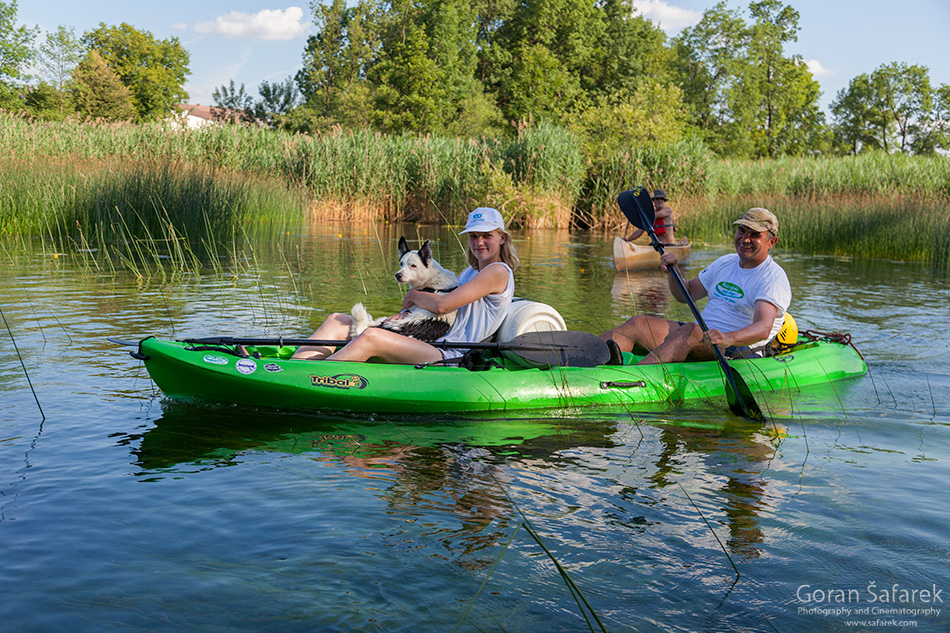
[236, 358, 257, 375]
[203, 355, 229, 366]
[264, 363, 283, 373]
[774, 355, 794, 363]
[310, 373, 368, 390]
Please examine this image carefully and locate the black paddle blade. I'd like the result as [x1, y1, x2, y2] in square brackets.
[617, 187, 655, 230]
[723, 364, 765, 421]
[501, 330, 611, 368]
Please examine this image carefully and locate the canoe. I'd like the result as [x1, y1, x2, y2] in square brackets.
[614, 236, 691, 271]
[130, 335, 867, 415]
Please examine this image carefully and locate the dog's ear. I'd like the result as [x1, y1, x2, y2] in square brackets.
[419, 240, 432, 266]
[398, 236, 409, 258]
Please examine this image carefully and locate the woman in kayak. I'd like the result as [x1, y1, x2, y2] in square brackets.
[292, 207, 518, 364]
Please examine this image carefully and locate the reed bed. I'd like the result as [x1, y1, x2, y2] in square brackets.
[2, 114, 948, 265]
[678, 192, 950, 267]
[0, 115, 582, 226]
[0, 154, 306, 278]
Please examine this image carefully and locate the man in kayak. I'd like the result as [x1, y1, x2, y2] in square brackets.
[624, 189, 676, 245]
[292, 207, 518, 364]
[601, 208, 790, 365]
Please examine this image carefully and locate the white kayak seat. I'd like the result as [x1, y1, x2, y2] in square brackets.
[493, 298, 567, 343]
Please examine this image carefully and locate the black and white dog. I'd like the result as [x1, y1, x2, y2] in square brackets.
[350, 237, 460, 342]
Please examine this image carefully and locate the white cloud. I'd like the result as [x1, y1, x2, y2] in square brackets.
[171, 22, 187, 32]
[194, 7, 310, 40]
[632, 1, 703, 33]
[806, 59, 837, 78]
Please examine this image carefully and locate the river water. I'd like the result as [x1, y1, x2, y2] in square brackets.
[2, 221, 948, 632]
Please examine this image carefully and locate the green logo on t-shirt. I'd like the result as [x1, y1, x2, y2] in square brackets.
[715, 281, 744, 300]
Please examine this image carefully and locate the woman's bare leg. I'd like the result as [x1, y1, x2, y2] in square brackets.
[327, 327, 443, 364]
[291, 313, 353, 360]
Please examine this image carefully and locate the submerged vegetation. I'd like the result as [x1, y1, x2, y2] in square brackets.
[1, 115, 949, 271]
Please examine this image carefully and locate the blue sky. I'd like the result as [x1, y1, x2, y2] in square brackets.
[16, 0, 950, 115]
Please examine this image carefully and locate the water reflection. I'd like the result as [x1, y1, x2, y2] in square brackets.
[611, 270, 670, 316]
[648, 422, 777, 561]
[128, 403, 620, 558]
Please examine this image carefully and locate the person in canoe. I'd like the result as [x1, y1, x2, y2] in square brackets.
[601, 208, 791, 365]
[624, 189, 676, 245]
[292, 207, 519, 364]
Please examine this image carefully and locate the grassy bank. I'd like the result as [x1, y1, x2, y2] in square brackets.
[0, 154, 307, 277]
[677, 192, 950, 267]
[2, 115, 948, 265]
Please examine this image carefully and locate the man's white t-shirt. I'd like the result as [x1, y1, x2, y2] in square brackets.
[697, 254, 791, 352]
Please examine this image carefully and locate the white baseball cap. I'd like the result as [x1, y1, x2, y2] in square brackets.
[460, 207, 506, 234]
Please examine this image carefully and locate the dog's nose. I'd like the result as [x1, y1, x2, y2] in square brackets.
[395, 273, 402, 282]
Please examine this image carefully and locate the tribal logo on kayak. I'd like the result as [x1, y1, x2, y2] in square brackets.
[310, 373, 368, 390]
[714, 281, 744, 301]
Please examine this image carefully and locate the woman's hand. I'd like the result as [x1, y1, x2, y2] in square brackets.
[383, 311, 408, 324]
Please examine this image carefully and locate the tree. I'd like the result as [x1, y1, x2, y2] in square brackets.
[36, 25, 82, 115]
[254, 77, 301, 123]
[566, 80, 687, 164]
[484, 0, 607, 120]
[0, 0, 37, 107]
[71, 49, 136, 121]
[831, 63, 935, 154]
[212, 80, 253, 110]
[672, 2, 747, 148]
[913, 83, 950, 154]
[22, 80, 70, 119]
[830, 72, 889, 153]
[369, 17, 445, 133]
[595, 1, 670, 98]
[736, 0, 823, 157]
[672, 0, 825, 157]
[82, 22, 190, 120]
[296, 0, 380, 125]
[874, 62, 932, 153]
[210, 79, 259, 124]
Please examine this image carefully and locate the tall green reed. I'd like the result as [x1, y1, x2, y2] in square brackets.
[3, 114, 949, 263]
[681, 193, 950, 268]
[0, 155, 306, 277]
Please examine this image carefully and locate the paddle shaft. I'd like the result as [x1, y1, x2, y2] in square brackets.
[185, 335, 593, 353]
[622, 188, 764, 421]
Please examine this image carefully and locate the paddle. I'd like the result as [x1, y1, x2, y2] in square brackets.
[183, 330, 612, 368]
[617, 187, 764, 421]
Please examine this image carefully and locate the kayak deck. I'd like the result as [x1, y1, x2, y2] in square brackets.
[135, 336, 867, 415]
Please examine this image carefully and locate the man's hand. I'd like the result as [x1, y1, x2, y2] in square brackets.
[702, 329, 730, 350]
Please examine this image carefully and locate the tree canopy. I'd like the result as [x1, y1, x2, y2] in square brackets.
[71, 49, 137, 121]
[0, 0, 946, 156]
[81, 22, 190, 121]
[0, 0, 36, 107]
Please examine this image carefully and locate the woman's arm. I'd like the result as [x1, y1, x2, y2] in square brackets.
[402, 264, 509, 314]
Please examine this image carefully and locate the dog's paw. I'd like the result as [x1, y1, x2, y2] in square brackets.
[350, 302, 371, 338]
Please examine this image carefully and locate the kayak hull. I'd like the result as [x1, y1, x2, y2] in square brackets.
[135, 337, 867, 414]
[614, 236, 691, 271]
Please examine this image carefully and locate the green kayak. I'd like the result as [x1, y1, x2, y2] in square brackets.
[130, 333, 867, 414]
